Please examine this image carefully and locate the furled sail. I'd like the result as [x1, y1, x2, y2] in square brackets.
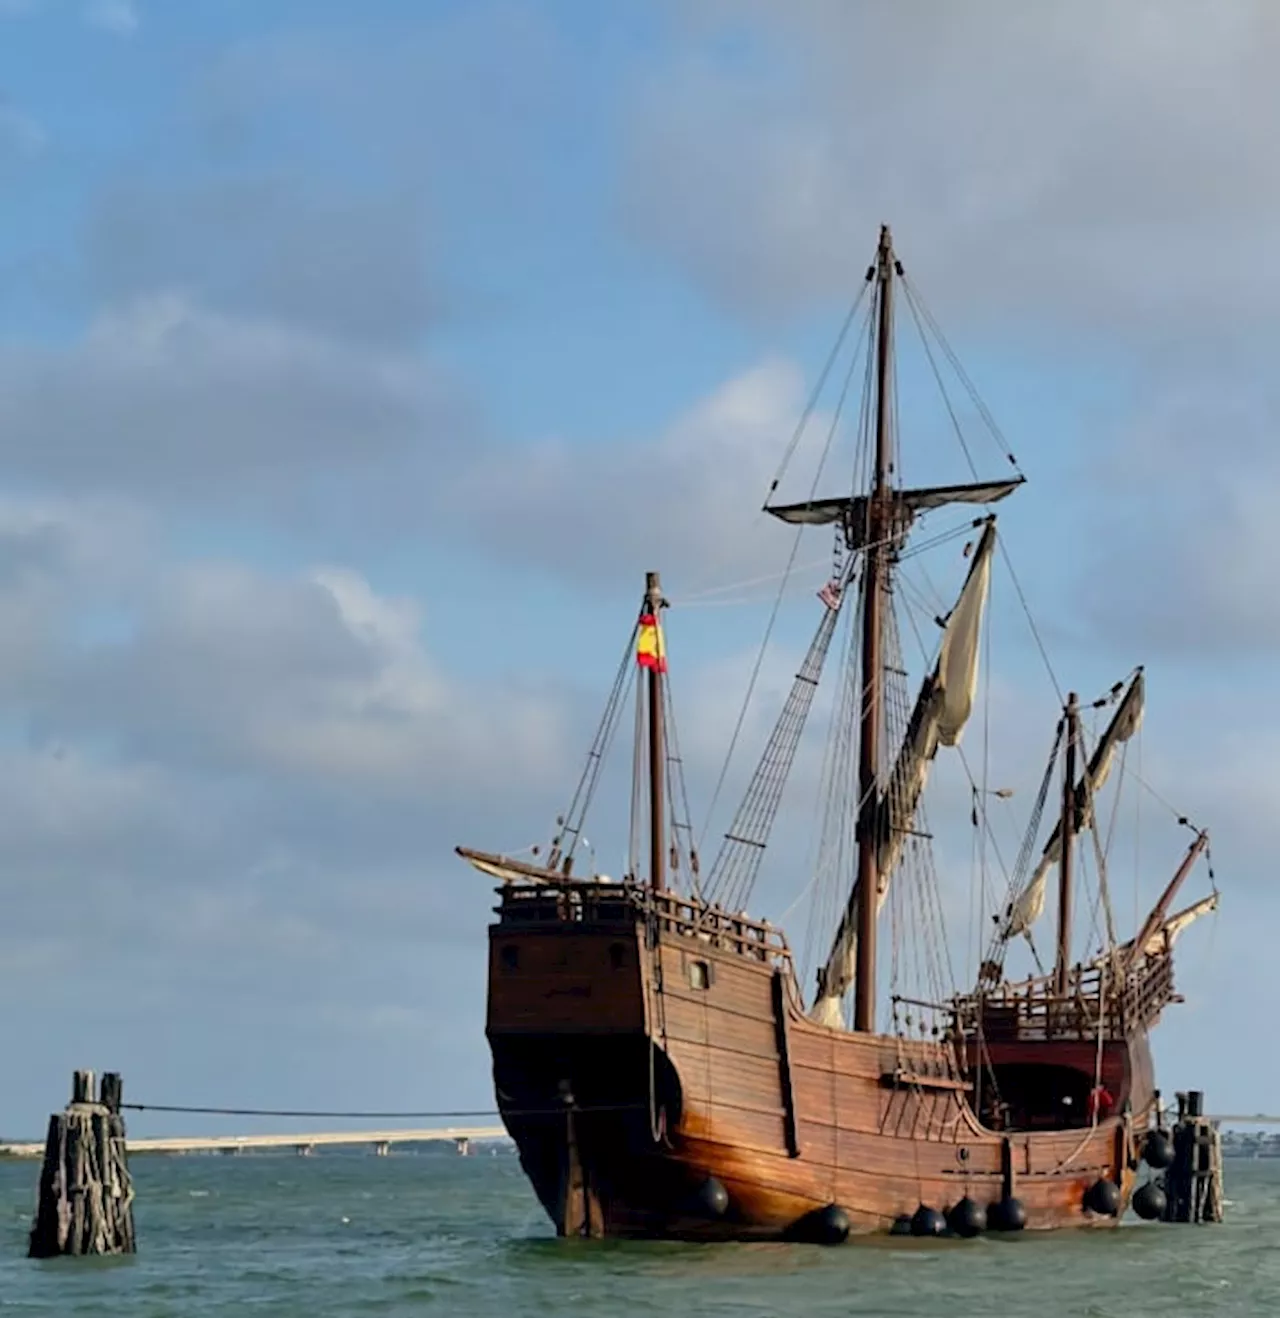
[810, 521, 997, 1028]
[767, 478, 1023, 556]
[455, 846, 561, 885]
[1119, 893, 1218, 962]
[766, 478, 1025, 529]
[1001, 670, 1145, 939]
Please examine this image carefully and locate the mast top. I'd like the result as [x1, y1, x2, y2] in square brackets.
[763, 223, 1022, 539]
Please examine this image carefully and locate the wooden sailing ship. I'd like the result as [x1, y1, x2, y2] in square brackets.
[459, 226, 1218, 1240]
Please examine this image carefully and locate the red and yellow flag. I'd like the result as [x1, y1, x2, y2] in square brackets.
[636, 612, 667, 673]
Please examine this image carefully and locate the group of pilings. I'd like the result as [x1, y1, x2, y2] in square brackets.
[27, 1070, 136, 1259]
[1160, 1090, 1225, 1225]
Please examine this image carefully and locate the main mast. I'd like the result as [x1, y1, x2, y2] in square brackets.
[852, 224, 895, 1032]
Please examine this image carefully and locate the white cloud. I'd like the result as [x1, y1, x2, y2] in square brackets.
[0, 293, 461, 507]
[435, 357, 825, 588]
[0, 100, 46, 156]
[1075, 375, 1280, 654]
[84, 0, 137, 34]
[627, 1, 1280, 330]
[0, 498, 578, 1125]
[18, 546, 569, 802]
[88, 176, 437, 345]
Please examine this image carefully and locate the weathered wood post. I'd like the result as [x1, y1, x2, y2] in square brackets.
[28, 1070, 137, 1258]
[1160, 1089, 1224, 1225]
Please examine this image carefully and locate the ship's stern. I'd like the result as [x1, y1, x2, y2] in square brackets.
[486, 881, 690, 1236]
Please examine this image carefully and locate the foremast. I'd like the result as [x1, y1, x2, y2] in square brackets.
[1055, 693, 1080, 994]
[993, 671, 1147, 973]
[972, 670, 1216, 1022]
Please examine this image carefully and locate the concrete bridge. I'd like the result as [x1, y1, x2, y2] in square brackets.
[0, 1125, 508, 1159]
[7, 1112, 1277, 1160]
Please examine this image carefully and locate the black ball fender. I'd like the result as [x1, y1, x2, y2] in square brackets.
[946, 1196, 986, 1238]
[1085, 1178, 1121, 1216]
[1132, 1180, 1167, 1221]
[1143, 1130, 1174, 1171]
[988, 1196, 1027, 1231]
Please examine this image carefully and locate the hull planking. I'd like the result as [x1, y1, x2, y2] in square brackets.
[487, 881, 1157, 1240]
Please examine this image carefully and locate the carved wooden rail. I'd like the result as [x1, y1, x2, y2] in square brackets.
[496, 882, 792, 965]
[951, 952, 1176, 1042]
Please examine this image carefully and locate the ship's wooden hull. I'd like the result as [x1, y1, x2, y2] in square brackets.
[487, 904, 1156, 1240]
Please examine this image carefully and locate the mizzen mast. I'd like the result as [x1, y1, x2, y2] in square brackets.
[641, 571, 667, 893]
[1054, 693, 1080, 994]
[852, 224, 896, 1033]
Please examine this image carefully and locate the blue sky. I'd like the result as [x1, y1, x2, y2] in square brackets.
[0, 0, 1275, 1135]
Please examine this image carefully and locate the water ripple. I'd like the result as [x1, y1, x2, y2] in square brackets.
[0, 1151, 1274, 1315]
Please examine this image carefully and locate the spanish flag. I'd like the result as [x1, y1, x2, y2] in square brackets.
[636, 612, 667, 673]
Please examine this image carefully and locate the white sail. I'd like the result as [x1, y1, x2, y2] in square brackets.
[1126, 893, 1218, 960]
[456, 846, 559, 885]
[1002, 671, 1145, 940]
[811, 522, 997, 1028]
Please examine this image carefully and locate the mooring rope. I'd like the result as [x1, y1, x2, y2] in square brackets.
[121, 1104, 502, 1119]
[120, 1101, 653, 1119]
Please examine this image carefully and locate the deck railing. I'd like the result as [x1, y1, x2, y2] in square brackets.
[495, 881, 791, 965]
[950, 951, 1176, 1042]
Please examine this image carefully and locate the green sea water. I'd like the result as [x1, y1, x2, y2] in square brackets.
[1, 1146, 1277, 1316]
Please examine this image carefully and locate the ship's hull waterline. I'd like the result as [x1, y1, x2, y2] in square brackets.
[487, 895, 1155, 1241]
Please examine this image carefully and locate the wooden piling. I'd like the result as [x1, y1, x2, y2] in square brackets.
[1160, 1089, 1224, 1225]
[28, 1070, 137, 1258]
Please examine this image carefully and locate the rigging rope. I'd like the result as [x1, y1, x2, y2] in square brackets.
[982, 719, 1064, 971]
[662, 662, 702, 895]
[901, 279, 981, 482]
[553, 619, 640, 873]
[1134, 728, 1143, 935]
[882, 600, 954, 1010]
[899, 271, 1024, 478]
[1081, 731, 1119, 954]
[698, 290, 877, 853]
[704, 575, 848, 913]
[667, 556, 835, 605]
[997, 535, 1064, 705]
[121, 1104, 500, 1119]
[801, 560, 862, 988]
[695, 535, 801, 854]
[893, 558, 1017, 913]
[762, 274, 874, 507]
[969, 570, 996, 979]
[629, 655, 645, 876]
